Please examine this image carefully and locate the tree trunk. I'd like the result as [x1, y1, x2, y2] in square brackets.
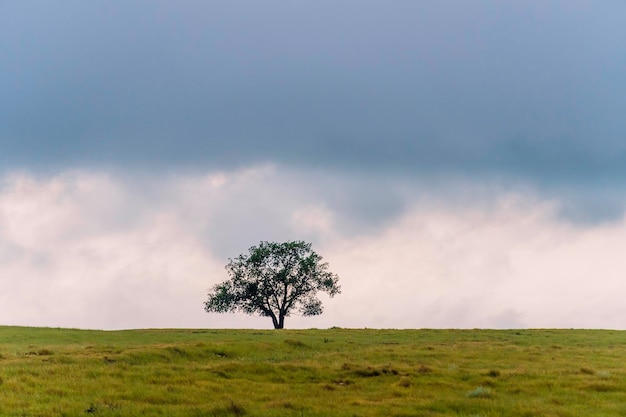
[269, 312, 280, 329]
[268, 310, 285, 329]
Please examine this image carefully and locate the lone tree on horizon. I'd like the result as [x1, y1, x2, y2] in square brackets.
[204, 240, 340, 329]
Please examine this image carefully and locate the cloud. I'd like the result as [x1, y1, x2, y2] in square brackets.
[0, 171, 220, 329]
[321, 194, 626, 329]
[0, 166, 625, 329]
[2, 1, 626, 185]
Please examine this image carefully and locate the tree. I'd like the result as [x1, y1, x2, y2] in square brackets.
[204, 240, 340, 329]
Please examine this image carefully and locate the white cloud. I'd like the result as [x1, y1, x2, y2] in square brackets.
[0, 167, 625, 329]
[0, 171, 220, 329]
[320, 194, 626, 329]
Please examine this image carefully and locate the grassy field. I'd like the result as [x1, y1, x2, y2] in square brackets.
[0, 327, 626, 416]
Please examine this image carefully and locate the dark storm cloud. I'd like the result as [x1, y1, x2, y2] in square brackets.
[2, 1, 626, 182]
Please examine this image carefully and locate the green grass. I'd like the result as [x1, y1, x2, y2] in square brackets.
[1, 327, 626, 416]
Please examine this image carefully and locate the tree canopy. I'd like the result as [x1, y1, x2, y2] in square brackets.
[204, 240, 340, 329]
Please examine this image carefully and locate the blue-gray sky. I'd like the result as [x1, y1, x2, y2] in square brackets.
[2, 1, 626, 329]
[3, 1, 625, 179]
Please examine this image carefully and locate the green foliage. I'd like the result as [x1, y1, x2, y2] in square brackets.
[204, 241, 340, 329]
[0, 327, 626, 416]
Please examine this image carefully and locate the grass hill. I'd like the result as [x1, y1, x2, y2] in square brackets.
[0, 326, 625, 416]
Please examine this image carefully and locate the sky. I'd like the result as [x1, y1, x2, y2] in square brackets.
[2, 1, 626, 330]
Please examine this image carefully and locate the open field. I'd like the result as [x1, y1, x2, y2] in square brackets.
[1, 327, 626, 416]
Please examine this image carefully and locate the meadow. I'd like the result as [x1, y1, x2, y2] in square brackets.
[0, 326, 625, 416]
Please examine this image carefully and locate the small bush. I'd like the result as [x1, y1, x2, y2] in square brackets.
[209, 401, 246, 417]
[381, 365, 399, 375]
[354, 367, 381, 377]
[333, 379, 353, 386]
[467, 386, 492, 399]
[85, 402, 120, 414]
[269, 401, 299, 410]
[25, 349, 53, 356]
[353, 366, 398, 378]
[580, 367, 595, 375]
[396, 377, 412, 388]
[417, 364, 433, 374]
[212, 350, 231, 358]
[166, 346, 189, 357]
[284, 339, 308, 348]
[586, 383, 619, 393]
